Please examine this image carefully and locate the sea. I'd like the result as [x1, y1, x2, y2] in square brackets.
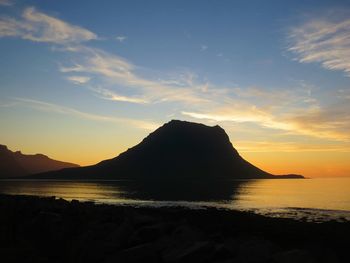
[0, 177, 349, 222]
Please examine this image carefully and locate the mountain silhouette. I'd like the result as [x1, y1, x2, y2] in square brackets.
[0, 144, 79, 178]
[32, 120, 303, 180]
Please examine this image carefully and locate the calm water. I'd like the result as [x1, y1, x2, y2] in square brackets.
[0, 178, 349, 222]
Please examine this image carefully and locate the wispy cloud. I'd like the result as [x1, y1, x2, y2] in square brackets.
[182, 100, 350, 142]
[66, 75, 90, 85]
[59, 46, 212, 104]
[115, 35, 127, 42]
[181, 85, 349, 142]
[0, 7, 97, 44]
[288, 15, 350, 76]
[338, 89, 350, 99]
[2, 6, 350, 145]
[14, 97, 159, 130]
[286, 102, 350, 141]
[0, 0, 14, 6]
[182, 105, 294, 132]
[89, 86, 148, 104]
[235, 140, 350, 153]
[1, 7, 212, 106]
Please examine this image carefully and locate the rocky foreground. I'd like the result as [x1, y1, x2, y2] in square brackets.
[0, 195, 349, 263]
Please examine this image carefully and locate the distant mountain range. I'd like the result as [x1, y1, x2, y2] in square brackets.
[0, 145, 79, 178]
[31, 120, 303, 180]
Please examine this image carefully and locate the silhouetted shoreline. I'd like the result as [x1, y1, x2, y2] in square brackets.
[1, 194, 349, 263]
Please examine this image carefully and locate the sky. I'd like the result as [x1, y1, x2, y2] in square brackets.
[1, 0, 350, 178]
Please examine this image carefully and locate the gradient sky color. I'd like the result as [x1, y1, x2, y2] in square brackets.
[1, 0, 350, 177]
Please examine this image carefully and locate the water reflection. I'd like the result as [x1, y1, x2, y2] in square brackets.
[233, 178, 350, 211]
[0, 180, 127, 202]
[1, 178, 350, 222]
[0, 179, 248, 202]
[116, 180, 247, 201]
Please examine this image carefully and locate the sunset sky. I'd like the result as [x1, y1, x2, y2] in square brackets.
[1, 0, 350, 177]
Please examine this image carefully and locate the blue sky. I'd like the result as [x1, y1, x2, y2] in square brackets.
[1, 0, 350, 177]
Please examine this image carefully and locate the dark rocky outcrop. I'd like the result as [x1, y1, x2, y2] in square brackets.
[33, 120, 303, 179]
[0, 194, 348, 263]
[0, 144, 79, 178]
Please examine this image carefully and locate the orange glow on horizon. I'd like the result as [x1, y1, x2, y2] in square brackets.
[4, 137, 350, 178]
[241, 152, 350, 178]
[52, 150, 350, 178]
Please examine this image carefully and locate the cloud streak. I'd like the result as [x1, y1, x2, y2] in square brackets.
[115, 35, 127, 42]
[59, 46, 212, 104]
[2, 6, 350, 145]
[89, 86, 149, 104]
[200, 44, 208, 51]
[182, 101, 350, 142]
[0, 0, 14, 6]
[0, 7, 97, 44]
[235, 140, 350, 153]
[14, 97, 159, 130]
[288, 15, 350, 76]
[66, 75, 91, 85]
[181, 85, 350, 142]
[0, 7, 210, 105]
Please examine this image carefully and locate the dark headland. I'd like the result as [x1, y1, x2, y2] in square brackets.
[0, 144, 78, 178]
[30, 120, 304, 180]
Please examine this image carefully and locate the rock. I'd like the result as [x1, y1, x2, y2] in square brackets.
[71, 199, 80, 205]
[0, 194, 349, 263]
[234, 237, 277, 263]
[106, 243, 158, 263]
[163, 241, 215, 263]
[32, 211, 63, 241]
[128, 223, 165, 246]
[211, 244, 233, 261]
[108, 219, 135, 248]
[171, 224, 203, 246]
[273, 249, 315, 263]
[221, 238, 240, 255]
[129, 210, 159, 227]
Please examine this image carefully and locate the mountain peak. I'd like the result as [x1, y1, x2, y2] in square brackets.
[30, 120, 306, 180]
[154, 119, 226, 137]
[164, 119, 223, 131]
[0, 144, 79, 178]
[0, 144, 8, 151]
[139, 120, 233, 155]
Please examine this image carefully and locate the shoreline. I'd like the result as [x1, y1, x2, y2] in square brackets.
[2, 193, 349, 223]
[1, 194, 350, 263]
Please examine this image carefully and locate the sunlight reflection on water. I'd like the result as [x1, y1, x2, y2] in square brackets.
[0, 178, 349, 222]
